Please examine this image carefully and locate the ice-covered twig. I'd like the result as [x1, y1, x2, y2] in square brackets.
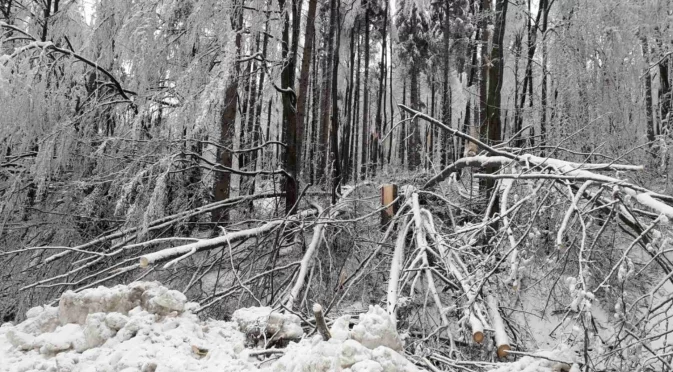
[140, 209, 315, 268]
[556, 181, 593, 250]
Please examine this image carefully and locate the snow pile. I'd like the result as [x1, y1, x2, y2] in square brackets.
[349, 305, 403, 352]
[232, 306, 303, 345]
[0, 282, 253, 372]
[0, 283, 423, 372]
[270, 305, 418, 372]
[485, 349, 580, 372]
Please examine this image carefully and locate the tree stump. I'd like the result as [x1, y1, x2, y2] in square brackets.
[381, 184, 399, 228]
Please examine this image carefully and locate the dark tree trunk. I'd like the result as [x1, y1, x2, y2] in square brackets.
[387, 32, 394, 165]
[429, 76, 436, 168]
[360, 4, 370, 180]
[279, 0, 300, 214]
[310, 37, 320, 183]
[351, 26, 362, 181]
[329, 0, 342, 202]
[213, 0, 244, 223]
[440, 3, 452, 167]
[342, 23, 357, 182]
[373, 4, 388, 174]
[317, 0, 336, 184]
[400, 77, 407, 167]
[409, 64, 421, 169]
[539, 0, 549, 153]
[660, 56, 671, 136]
[295, 0, 318, 185]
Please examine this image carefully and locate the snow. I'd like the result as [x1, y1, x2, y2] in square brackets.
[231, 306, 303, 343]
[0, 283, 423, 372]
[350, 305, 404, 352]
[485, 348, 580, 372]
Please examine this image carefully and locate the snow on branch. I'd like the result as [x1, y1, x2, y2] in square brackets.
[139, 209, 315, 269]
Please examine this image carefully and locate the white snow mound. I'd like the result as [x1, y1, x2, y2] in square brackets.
[0, 283, 424, 372]
[350, 305, 404, 352]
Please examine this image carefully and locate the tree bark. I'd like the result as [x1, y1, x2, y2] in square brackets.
[279, 0, 300, 214]
[360, 3, 370, 180]
[409, 63, 421, 169]
[373, 4, 388, 174]
[400, 77, 407, 167]
[342, 23, 357, 183]
[641, 35, 656, 146]
[294, 0, 319, 185]
[317, 0, 336, 184]
[539, 0, 549, 154]
[352, 25, 362, 180]
[441, 2, 451, 168]
[213, 0, 244, 223]
[329, 0, 342, 203]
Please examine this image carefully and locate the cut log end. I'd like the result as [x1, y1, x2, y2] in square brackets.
[473, 331, 484, 344]
[496, 344, 511, 358]
[139, 257, 149, 268]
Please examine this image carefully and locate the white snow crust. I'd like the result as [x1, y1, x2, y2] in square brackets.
[0, 283, 423, 372]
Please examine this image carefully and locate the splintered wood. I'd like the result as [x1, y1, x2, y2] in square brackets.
[381, 184, 398, 227]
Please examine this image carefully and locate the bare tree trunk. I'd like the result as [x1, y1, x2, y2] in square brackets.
[409, 64, 421, 169]
[539, 0, 549, 154]
[248, 24, 269, 199]
[342, 24, 357, 183]
[294, 0, 319, 185]
[373, 3, 388, 174]
[360, 3, 370, 180]
[387, 31, 394, 165]
[317, 0, 336, 184]
[352, 27, 362, 180]
[329, 0, 342, 203]
[310, 40, 320, 183]
[279, 0, 300, 214]
[660, 56, 671, 137]
[400, 77, 407, 167]
[213, 0, 244, 223]
[429, 76, 436, 168]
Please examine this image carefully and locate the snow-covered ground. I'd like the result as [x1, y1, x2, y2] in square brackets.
[0, 281, 585, 372]
[0, 282, 425, 372]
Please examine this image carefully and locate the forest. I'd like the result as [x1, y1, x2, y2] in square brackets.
[1, 0, 673, 371]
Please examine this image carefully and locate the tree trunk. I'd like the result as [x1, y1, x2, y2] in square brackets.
[660, 57, 671, 137]
[373, 4, 388, 174]
[329, 0, 342, 203]
[342, 23, 357, 183]
[539, 0, 549, 154]
[387, 29, 394, 165]
[279, 0, 300, 214]
[400, 77, 407, 167]
[294, 0, 319, 185]
[409, 64, 421, 169]
[352, 26, 362, 181]
[317, 0, 336, 184]
[310, 37, 320, 183]
[213, 0, 244, 223]
[360, 4, 370, 180]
